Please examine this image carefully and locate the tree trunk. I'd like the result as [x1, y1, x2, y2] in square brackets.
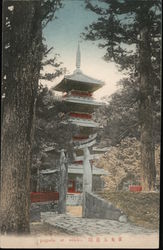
[0, 1, 42, 234]
[58, 150, 68, 214]
[139, 26, 156, 191]
[36, 166, 40, 192]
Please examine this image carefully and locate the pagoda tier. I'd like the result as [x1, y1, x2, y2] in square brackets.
[62, 90, 103, 113]
[63, 103, 96, 114]
[68, 112, 98, 127]
[62, 112, 100, 128]
[61, 89, 102, 128]
[53, 70, 104, 93]
[68, 117, 99, 128]
[79, 127, 97, 136]
[63, 97, 102, 107]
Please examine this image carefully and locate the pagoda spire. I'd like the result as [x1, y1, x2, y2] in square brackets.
[76, 42, 81, 69]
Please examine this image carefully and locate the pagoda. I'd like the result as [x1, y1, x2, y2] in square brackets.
[53, 44, 107, 206]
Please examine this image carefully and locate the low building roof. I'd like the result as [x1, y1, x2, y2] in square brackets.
[68, 164, 109, 176]
[41, 169, 58, 174]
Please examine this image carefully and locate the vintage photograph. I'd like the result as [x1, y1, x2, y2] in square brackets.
[0, 0, 161, 248]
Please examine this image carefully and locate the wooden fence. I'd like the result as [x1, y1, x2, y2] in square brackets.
[30, 192, 59, 203]
[129, 185, 142, 192]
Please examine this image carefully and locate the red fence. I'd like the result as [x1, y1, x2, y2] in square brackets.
[73, 160, 83, 164]
[30, 192, 59, 203]
[129, 185, 142, 192]
[73, 160, 94, 165]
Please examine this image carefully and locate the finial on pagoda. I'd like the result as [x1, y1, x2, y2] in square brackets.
[76, 42, 81, 69]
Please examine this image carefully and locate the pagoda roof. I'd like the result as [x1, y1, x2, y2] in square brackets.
[53, 43, 104, 93]
[53, 69, 104, 93]
[65, 69, 103, 85]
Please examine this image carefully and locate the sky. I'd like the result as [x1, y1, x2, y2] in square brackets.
[43, 0, 125, 100]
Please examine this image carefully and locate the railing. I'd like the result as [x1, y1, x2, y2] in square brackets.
[73, 160, 83, 164]
[69, 112, 92, 119]
[73, 159, 94, 165]
[63, 90, 92, 98]
[30, 191, 82, 204]
[73, 135, 89, 140]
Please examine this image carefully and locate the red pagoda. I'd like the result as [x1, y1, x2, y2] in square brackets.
[53, 43, 107, 197]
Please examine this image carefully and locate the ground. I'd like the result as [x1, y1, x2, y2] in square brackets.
[30, 221, 67, 236]
[0, 192, 159, 248]
[30, 191, 159, 235]
[97, 191, 160, 230]
[28, 211, 159, 248]
[67, 206, 82, 217]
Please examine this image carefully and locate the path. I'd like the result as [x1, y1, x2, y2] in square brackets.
[41, 212, 158, 236]
[0, 212, 159, 248]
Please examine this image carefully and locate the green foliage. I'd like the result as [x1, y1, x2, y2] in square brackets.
[32, 87, 78, 166]
[2, 0, 63, 99]
[98, 75, 160, 146]
[97, 137, 160, 191]
[41, 0, 62, 29]
[83, 0, 161, 146]
[83, 0, 161, 73]
[97, 77, 139, 146]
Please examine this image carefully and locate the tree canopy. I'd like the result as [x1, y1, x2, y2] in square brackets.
[83, 0, 161, 191]
[83, 0, 161, 73]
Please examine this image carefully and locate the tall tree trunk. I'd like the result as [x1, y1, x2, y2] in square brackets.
[139, 26, 156, 191]
[0, 1, 42, 234]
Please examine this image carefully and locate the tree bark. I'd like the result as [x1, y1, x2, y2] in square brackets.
[139, 26, 156, 191]
[0, 1, 42, 234]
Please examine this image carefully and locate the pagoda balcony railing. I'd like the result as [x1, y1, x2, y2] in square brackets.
[69, 112, 92, 119]
[61, 118, 99, 127]
[73, 133, 97, 144]
[68, 117, 95, 123]
[73, 135, 89, 140]
[62, 94, 103, 106]
[63, 95, 93, 100]
[63, 90, 93, 98]
[68, 117, 99, 128]
[63, 94, 94, 102]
